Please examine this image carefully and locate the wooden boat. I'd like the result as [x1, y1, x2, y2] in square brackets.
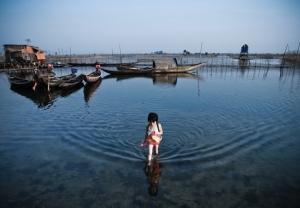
[101, 66, 149, 75]
[84, 70, 101, 83]
[68, 62, 96, 67]
[68, 62, 136, 67]
[102, 62, 137, 66]
[52, 62, 66, 67]
[8, 75, 35, 89]
[59, 74, 85, 89]
[103, 59, 205, 74]
[36, 71, 56, 78]
[102, 62, 205, 75]
[36, 73, 76, 89]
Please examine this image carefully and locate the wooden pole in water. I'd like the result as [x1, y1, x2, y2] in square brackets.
[119, 44, 122, 64]
[199, 42, 203, 63]
[281, 44, 289, 68]
[47, 76, 50, 92]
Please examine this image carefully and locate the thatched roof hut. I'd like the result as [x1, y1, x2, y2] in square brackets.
[152, 58, 178, 69]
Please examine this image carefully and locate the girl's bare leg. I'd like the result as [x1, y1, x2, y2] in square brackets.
[155, 144, 159, 155]
[148, 144, 154, 165]
[32, 82, 37, 91]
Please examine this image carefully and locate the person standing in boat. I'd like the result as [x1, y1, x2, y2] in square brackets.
[95, 61, 100, 72]
[142, 112, 163, 165]
[32, 69, 41, 91]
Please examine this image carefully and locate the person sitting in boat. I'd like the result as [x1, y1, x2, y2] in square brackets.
[47, 63, 53, 72]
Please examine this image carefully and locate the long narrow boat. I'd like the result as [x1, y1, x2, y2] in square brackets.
[68, 62, 137, 67]
[59, 74, 85, 89]
[103, 58, 205, 74]
[102, 62, 205, 75]
[83, 70, 101, 83]
[8, 75, 35, 89]
[101, 67, 149, 75]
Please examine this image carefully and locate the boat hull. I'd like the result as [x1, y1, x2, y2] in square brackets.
[36, 73, 76, 89]
[8, 75, 35, 89]
[83, 71, 101, 83]
[59, 74, 84, 89]
[103, 63, 205, 75]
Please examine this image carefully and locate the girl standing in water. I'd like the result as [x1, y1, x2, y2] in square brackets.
[142, 112, 163, 165]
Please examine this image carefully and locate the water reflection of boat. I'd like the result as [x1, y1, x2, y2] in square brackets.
[103, 73, 202, 86]
[10, 83, 83, 108]
[60, 82, 84, 97]
[84, 78, 102, 102]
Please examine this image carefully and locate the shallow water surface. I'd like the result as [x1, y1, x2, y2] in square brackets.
[0, 66, 300, 207]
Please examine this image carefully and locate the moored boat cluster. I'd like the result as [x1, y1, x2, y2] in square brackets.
[8, 66, 102, 92]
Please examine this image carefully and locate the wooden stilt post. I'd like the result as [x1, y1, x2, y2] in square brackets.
[47, 76, 50, 92]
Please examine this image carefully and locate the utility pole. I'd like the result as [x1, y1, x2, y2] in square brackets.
[119, 44, 122, 63]
[25, 39, 31, 45]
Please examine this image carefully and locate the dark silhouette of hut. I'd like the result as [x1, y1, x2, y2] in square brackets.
[239, 44, 250, 62]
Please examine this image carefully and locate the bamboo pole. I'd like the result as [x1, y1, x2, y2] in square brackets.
[281, 44, 289, 68]
[47, 76, 50, 92]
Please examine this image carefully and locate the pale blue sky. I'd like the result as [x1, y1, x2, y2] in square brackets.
[0, 0, 299, 54]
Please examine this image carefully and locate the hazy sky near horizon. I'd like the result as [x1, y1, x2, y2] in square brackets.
[0, 0, 299, 54]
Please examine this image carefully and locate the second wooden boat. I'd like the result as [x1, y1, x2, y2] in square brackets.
[59, 74, 85, 89]
[84, 70, 101, 83]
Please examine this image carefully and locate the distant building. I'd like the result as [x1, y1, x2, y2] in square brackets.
[3, 44, 47, 68]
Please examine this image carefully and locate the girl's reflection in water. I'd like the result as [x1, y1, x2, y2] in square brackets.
[143, 159, 162, 196]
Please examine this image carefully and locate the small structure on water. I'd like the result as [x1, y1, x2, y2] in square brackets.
[2, 44, 47, 69]
[239, 44, 250, 62]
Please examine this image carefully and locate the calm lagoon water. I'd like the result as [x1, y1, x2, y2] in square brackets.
[0, 65, 300, 207]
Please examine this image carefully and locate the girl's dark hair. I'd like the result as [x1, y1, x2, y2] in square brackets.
[148, 112, 158, 122]
[147, 112, 160, 131]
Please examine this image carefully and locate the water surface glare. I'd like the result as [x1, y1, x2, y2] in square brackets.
[0, 66, 300, 207]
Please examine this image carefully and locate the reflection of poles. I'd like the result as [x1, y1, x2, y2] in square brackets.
[279, 68, 283, 80]
[297, 68, 300, 90]
[263, 68, 269, 79]
[280, 44, 289, 68]
[294, 42, 300, 69]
